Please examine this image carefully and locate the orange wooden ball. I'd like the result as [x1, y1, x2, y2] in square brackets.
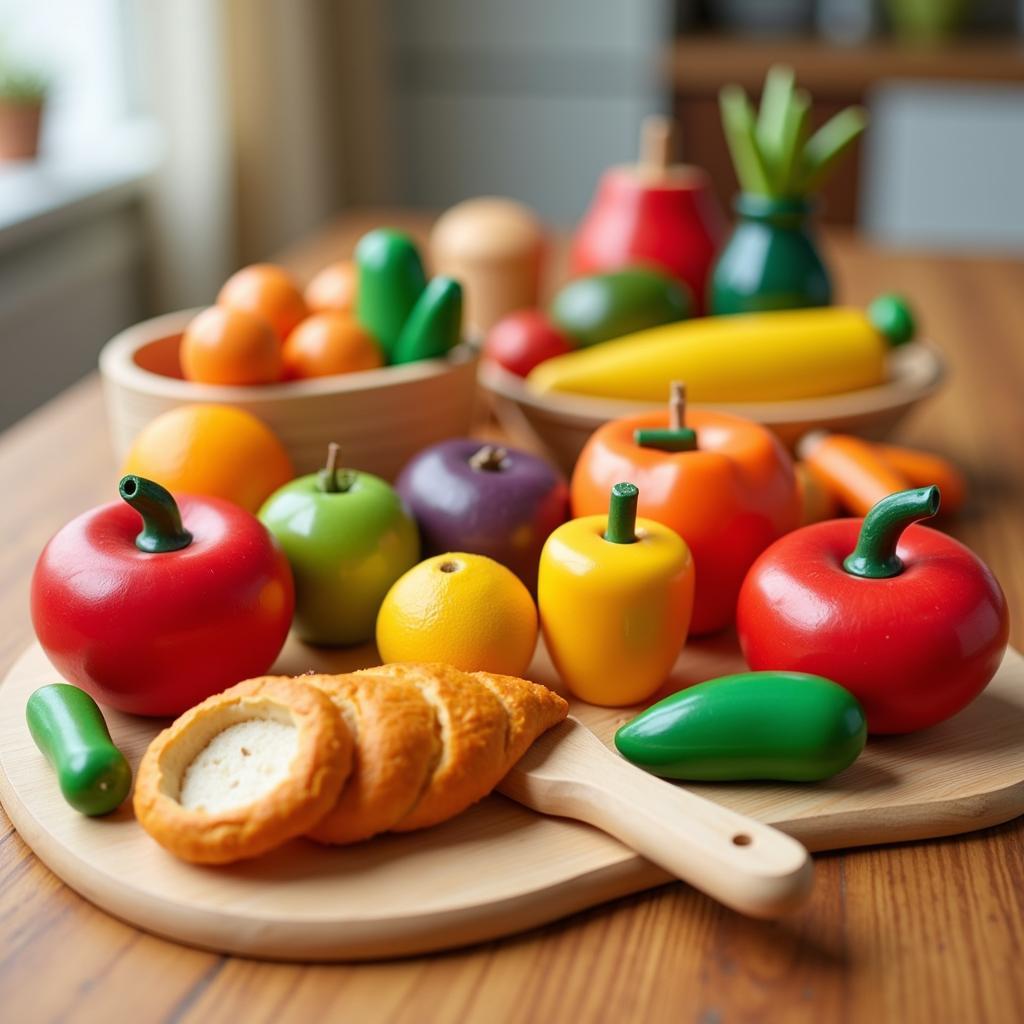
[305, 260, 357, 314]
[282, 312, 383, 379]
[218, 263, 308, 341]
[180, 306, 283, 385]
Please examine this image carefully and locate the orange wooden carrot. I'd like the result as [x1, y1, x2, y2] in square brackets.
[796, 432, 911, 517]
[872, 442, 966, 515]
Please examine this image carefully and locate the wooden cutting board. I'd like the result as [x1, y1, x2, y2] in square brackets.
[2, 636, 1023, 961]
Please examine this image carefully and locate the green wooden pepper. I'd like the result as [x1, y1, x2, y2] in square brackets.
[391, 276, 463, 365]
[355, 228, 427, 361]
[26, 684, 132, 816]
[551, 267, 691, 348]
[614, 671, 866, 782]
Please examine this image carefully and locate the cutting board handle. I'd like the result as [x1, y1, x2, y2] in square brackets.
[502, 719, 813, 919]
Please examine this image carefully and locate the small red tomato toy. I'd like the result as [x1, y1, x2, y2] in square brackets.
[737, 486, 1009, 735]
[484, 309, 573, 377]
[31, 476, 294, 716]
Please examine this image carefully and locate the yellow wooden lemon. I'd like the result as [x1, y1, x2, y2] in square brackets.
[376, 553, 538, 676]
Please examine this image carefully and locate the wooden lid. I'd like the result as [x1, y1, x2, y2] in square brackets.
[431, 197, 545, 263]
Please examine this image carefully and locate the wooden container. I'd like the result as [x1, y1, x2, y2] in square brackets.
[480, 342, 945, 473]
[430, 197, 545, 336]
[100, 310, 480, 480]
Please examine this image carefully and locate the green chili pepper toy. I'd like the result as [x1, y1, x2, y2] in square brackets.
[615, 671, 866, 782]
[26, 684, 132, 816]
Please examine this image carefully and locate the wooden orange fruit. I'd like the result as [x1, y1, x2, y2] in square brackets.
[218, 264, 308, 341]
[305, 260, 357, 314]
[180, 306, 282, 386]
[282, 312, 383, 379]
[121, 404, 295, 512]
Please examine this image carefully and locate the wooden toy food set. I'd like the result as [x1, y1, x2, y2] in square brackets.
[2, 64, 1023, 962]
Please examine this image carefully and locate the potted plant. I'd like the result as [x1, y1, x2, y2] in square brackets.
[710, 65, 866, 315]
[0, 61, 48, 161]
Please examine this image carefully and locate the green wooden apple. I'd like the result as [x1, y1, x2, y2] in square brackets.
[259, 445, 419, 646]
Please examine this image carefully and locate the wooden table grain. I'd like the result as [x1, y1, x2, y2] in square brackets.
[2, 213, 1023, 1024]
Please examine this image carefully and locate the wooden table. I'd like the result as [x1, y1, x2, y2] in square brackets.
[2, 214, 1023, 1023]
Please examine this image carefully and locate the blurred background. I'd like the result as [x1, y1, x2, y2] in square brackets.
[0, 0, 1022, 430]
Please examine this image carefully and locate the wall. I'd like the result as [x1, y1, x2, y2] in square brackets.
[389, 0, 673, 224]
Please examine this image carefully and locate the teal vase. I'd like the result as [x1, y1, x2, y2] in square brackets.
[709, 194, 832, 315]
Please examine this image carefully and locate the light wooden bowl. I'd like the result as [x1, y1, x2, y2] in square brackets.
[480, 342, 946, 473]
[100, 310, 480, 480]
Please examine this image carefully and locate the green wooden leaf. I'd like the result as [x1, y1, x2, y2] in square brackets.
[719, 85, 772, 196]
[798, 106, 868, 194]
[776, 89, 811, 196]
[755, 65, 796, 194]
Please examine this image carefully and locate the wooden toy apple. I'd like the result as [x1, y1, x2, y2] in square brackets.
[396, 439, 569, 591]
[484, 310, 573, 377]
[259, 444, 419, 646]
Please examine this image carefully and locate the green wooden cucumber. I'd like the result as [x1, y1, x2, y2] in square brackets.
[614, 671, 866, 782]
[355, 228, 427, 361]
[391, 276, 463, 365]
[26, 684, 132, 816]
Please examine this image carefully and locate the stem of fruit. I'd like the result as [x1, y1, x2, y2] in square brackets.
[669, 381, 686, 431]
[640, 114, 672, 174]
[469, 445, 508, 472]
[118, 476, 193, 554]
[842, 486, 940, 579]
[319, 442, 355, 493]
[605, 482, 639, 545]
[632, 381, 698, 452]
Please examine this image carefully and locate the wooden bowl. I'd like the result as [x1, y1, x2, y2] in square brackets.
[100, 310, 480, 480]
[480, 342, 946, 473]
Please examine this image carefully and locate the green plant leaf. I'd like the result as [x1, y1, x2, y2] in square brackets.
[798, 106, 868, 194]
[776, 89, 810, 196]
[755, 65, 796, 194]
[719, 85, 772, 196]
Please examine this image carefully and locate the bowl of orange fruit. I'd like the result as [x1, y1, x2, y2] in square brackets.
[100, 231, 479, 480]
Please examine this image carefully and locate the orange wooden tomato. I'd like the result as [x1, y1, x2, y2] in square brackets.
[218, 263, 308, 341]
[305, 260, 357, 314]
[571, 409, 799, 635]
[180, 306, 282, 385]
[282, 312, 383, 379]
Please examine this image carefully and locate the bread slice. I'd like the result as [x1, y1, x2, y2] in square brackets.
[356, 663, 510, 832]
[303, 672, 441, 844]
[134, 676, 352, 864]
[471, 670, 570, 766]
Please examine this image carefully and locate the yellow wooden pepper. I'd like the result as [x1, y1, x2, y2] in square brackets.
[538, 482, 694, 707]
[528, 295, 915, 403]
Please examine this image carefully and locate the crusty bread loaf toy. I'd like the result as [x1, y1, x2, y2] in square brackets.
[133, 663, 568, 863]
[133, 677, 352, 864]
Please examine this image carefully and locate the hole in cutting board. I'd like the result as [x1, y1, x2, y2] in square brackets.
[732, 833, 752, 847]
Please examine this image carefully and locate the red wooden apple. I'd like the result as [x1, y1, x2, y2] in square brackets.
[484, 310, 573, 377]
